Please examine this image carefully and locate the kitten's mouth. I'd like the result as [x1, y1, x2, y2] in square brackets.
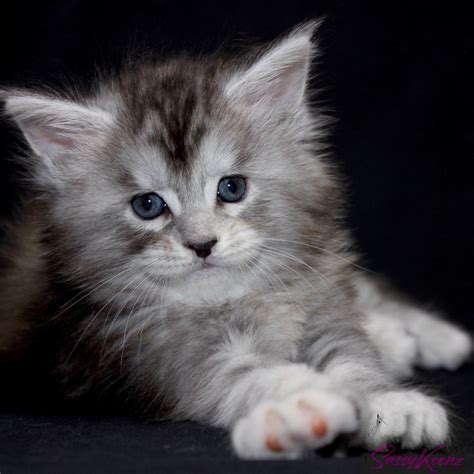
[198, 261, 216, 269]
[192, 260, 220, 273]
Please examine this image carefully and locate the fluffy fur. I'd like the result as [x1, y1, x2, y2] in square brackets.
[0, 21, 471, 459]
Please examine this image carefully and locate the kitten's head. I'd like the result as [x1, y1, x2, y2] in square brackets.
[1, 21, 342, 305]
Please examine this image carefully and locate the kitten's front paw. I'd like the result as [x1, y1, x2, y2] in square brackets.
[413, 318, 472, 371]
[231, 389, 359, 459]
[365, 311, 472, 377]
[362, 390, 449, 450]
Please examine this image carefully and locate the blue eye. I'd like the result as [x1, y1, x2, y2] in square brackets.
[131, 193, 167, 220]
[217, 176, 246, 203]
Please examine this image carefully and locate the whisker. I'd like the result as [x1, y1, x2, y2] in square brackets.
[45, 265, 135, 324]
[64, 264, 157, 365]
[249, 254, 298, 322]
[259, 245, 335, 293]
[254, 249, 322, 295]
[99, 267, 157, 361]
[118, 272, 161, 368]
[263, 237, 375, 273]
[246, 241, 338, 294]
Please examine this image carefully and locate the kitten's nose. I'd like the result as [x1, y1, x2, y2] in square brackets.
[186, 239, 218, 259]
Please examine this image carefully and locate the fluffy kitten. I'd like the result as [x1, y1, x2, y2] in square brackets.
[0, 22, 471, 459]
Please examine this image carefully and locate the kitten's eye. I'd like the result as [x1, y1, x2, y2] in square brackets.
[131, 193, 167, 220]
[217, 176, 246, 203]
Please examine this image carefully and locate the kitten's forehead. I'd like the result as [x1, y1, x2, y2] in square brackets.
[124, 130, 242, 203]
[109, 60, 256, 197]
[115, 60, 222, 175]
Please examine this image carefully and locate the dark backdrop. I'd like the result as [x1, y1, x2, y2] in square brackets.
[1, 1, 473, 328]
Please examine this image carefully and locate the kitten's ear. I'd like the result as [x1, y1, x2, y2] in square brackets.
[0, 89, 113, 163]
[225, 21, 320, 117]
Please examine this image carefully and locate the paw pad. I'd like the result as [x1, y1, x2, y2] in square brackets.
[265, 434, 284, 452]
[311, 415, 328, 438]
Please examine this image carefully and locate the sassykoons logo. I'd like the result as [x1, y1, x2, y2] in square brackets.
[369, 445, 465, 472]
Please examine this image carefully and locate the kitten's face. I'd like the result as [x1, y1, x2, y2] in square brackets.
[99, 105, 274, 296]
[3, 22, 337, 305]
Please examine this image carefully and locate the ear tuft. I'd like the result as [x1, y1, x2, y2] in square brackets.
[225, 20, 322, 117]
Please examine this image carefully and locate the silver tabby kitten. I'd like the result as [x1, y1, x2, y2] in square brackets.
[0, 22, 471, 459]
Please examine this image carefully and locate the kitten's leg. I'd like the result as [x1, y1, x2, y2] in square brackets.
[355, 274, 472, 377]
[303, 315, 450, 451]
[232, 315, 411, 458]
[230, 310, 450, 457]
[170, 358, 361, 459]
[123, 305, 361, 459]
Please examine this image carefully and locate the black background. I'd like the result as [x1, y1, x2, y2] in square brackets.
[0, 1, 473, 472]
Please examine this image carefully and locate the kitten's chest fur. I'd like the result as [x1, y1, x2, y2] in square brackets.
[58, 278, 354, 374]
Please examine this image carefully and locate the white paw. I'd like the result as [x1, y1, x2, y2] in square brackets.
[413, 318, 472, 371]
[364, 312, 418, 378]
[364, 309, 472, 377]
[363, 390, 449, 450]
[232, 389, 359, 459]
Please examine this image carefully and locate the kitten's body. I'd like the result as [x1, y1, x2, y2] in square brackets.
[0, 23, 471, 458]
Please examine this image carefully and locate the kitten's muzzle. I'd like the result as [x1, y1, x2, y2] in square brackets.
[186, 239, 218, 259]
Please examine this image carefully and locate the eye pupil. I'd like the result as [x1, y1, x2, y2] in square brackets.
[217, 176, 246, 203]
[226, 180, 236, 194]
[143, 197, 153, 211]
[226, 180, 237, 194]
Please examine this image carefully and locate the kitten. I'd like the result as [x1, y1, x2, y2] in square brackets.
[0, 21, 471, 459]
